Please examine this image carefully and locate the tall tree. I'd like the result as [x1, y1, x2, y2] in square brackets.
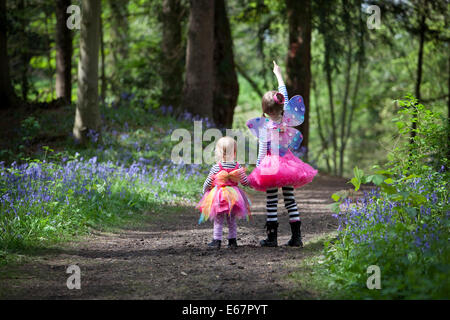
[18, 0, 29, 100]
[160, 0, 184, 110]
[109, 0, 129, 96]
[100, 12, 106, 101]
[73, 0, 101, 143]
[285, 0, 311, 159]
[0, 0, 16, 109]
[183, 0, 215, 120]
[213, 0, 239, 128]
[55, 0, 73, 103]
[316, 0, 340, 175]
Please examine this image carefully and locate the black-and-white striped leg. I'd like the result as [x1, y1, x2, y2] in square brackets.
[282, 186, 300, 222]
[266, 188, 278, 222]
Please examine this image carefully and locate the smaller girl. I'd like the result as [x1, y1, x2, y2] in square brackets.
[196, 136, 252, 249]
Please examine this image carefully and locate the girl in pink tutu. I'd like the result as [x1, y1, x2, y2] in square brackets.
[246, 61, 318, 247]
[196, 136, 252, 249]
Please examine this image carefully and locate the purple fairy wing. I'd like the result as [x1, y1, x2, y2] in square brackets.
[269, 127, 303, 156]
[246, 117, 271, 141]
[288, 128, 303, 151]
[283, 95, 305, 127]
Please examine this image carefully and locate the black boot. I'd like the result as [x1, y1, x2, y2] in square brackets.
[260, 221, 278, 247]
[208, 239, 221, 248]
[286, 221, 303, 247]
[228, 238, 238, 248]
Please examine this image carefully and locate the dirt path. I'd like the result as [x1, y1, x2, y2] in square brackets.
[0, 174, 350, 299]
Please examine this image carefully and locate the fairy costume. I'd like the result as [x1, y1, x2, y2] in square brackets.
[246, 84, 317, 247]
[196, 161, 251, 224]
[246, 86, 318, 192]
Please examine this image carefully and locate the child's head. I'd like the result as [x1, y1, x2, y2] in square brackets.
[215, 136, 237, 162]
[262, 90, 284, 118]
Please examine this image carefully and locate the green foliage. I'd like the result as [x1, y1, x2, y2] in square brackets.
[0, 100, 208, 256]
[323, 96, 449, 299]
[388, 95, 449, 175]
[20, 116, 41, 145]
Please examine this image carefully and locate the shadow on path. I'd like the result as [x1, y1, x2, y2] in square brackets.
[0, 173, 352, 299]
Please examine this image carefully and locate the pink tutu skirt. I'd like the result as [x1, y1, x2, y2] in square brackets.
[249, 149, 318, 191]
[196, 185, 251, 223]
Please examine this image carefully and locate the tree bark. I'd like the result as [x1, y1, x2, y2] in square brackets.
[0, 0, 16, 109]
[338, 0, 352, 176]
[18, 0, 28, 101]
[213, 0, 239, 128]
[100, 13, 106, 101]
[324, 43, 337, 175]
[312, 78, 331, 172]
[183, 0, 215, 120]
[339, 48, 352, 176]
[55, 0, 73, 103]
[161, 0, 184, 110]
[285, 0, 311, 160]
[73, 0, 101, 143]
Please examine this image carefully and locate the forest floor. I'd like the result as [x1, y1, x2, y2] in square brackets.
[0, 173, 351, 299]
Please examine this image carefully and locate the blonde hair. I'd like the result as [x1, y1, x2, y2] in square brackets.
[215, 136, 237, 162]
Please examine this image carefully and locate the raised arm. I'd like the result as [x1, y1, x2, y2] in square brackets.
[273, 60, 289, 106]
[273, 61, 285, 86]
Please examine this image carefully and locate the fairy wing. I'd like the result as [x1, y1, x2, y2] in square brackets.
[247, 95, 306, 155]
[287, 129, 303, 150]
[284, 95, 305, 127]
[246, 117, 271, 141]
[274, 127, 303, 156]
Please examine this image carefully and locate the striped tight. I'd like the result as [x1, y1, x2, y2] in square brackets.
[265, 186, 300, 222]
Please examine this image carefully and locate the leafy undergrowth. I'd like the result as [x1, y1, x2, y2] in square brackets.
[290, 96, 449, 299]
[0, 98, 215, 263]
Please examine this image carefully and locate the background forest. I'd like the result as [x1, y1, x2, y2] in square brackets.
[2, 0, 448, 176]
[0, 0, 448, 300]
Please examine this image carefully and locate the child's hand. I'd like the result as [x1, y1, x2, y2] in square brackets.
[273, 60, 282, 78]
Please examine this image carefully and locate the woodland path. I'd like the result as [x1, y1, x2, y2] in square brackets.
[0, 174, 350, 299]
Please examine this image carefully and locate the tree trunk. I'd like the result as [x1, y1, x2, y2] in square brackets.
[100, 13, 106, 101]
[256, 0, 269, 89]
[312, 78, 331, 172]
[324, 43, 338, 175]
[109, 0, 129, 97]
[343, 0, 365, 176]
[339, 47, 352, 177]
[183, 0, 215, 120]
[55, 0, 73, 103]
[18, 0, 28, 101]
[161, 0, 184, 110]
[0, 0, 15, 109]
[73, 0, 101, 143]
[285, 0, 311, 160]
[213, 0, 239, 128]
[338, 0, 352, 177]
